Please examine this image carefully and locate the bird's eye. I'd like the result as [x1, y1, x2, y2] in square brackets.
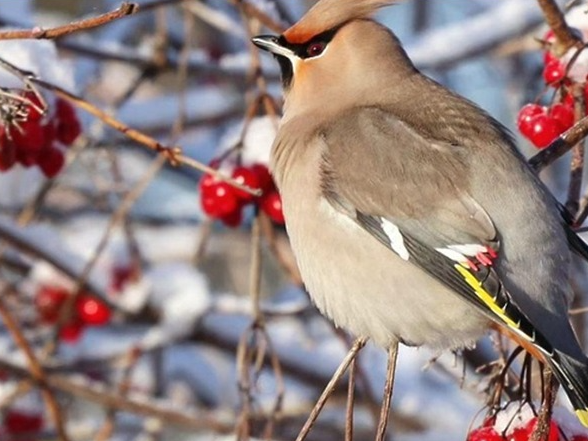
[307, 41, 326, 58]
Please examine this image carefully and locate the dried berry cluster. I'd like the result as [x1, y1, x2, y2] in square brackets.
[0, 91, 81, 176]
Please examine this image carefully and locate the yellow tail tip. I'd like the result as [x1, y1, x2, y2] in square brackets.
[575, 409, 588, 427]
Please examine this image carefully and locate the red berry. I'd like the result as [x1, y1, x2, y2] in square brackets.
[544, 50, 558, 66]
[220, 207, 243, 227]
[543, 59, 566, 85]
[15, 148, 40, 167]
[55, 98, 76, 123]
[549, 102, 575, 133]
[75, 294, 111, 326]
[526, 114, 560, 148]
[56, 118, 81, 146]
[517, 104, 546, 137]
[201, 182, 240, 218]
[43, 121, 56, 146]
[563, 93, 575, 108]
[37, 146, 65, 178]
[199, 172, 218, 196]
[508, 427, 531, 441]
[21, 91, 44, 122]
[251, 163, 274, 193]
[544, 29, 555, 42]
[0, 142, 16, 171]
[34, 285, 68, 324]
[525, 417, 560, 441]
[231, 166, 260, 202]
[59, 319, 85, 343]
[3, 410, 43, 434]
[261, 191, 285, 225]
[9, 120, 45, 153]
[467, 426, 504, 441]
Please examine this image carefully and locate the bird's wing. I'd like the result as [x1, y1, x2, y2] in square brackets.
[319, 106, 554, 356]
[318, 106, 588, 425]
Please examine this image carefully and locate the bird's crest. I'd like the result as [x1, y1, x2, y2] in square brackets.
[283, 0, 396, 44]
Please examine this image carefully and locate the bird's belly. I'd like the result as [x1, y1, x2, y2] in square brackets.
[285, 199, 489, 349]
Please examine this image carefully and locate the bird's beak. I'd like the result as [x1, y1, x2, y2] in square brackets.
[252, 35, 295, 59]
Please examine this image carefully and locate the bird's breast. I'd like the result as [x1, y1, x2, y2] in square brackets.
[275, 144, 489, 349]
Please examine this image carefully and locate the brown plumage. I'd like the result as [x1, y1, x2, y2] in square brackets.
[252, 0, 588, 426]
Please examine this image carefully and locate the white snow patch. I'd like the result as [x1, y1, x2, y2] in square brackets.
[0, 35, 75, 91]
[219, 115, 278, 166]
[0, 167, 44, 207]
[140, 263, 212, 349]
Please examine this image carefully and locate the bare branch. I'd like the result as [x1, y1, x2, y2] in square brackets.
[0, 3, 138, 40]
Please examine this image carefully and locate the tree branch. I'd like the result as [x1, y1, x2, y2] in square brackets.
[0, 2, 138, 41]
[536, 0, 582, 54]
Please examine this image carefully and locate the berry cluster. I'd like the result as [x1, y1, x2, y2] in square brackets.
[516, 30, 583, 149]
[0, 91, 81, 176]
[468, 416, 588, 441]
[199, 162, 284, 227]
[34, 285, 111, 343]
[1, 409, 43, 441]
[517, 102, 574, 148]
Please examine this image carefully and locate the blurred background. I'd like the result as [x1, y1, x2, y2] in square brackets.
[0, 1, 586, 440]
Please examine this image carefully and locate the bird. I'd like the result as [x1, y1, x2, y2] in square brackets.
[252, 0, 588, 426]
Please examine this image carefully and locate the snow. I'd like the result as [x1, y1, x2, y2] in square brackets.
[219, 115, 279, 166]
[0, 167, 44, 207]
[0, 36, 74, 91]
[403, 0, 555, 70]
[140, 263, 212, 349]
[0, 217, 108, 297]
[560, 6, 588, 83]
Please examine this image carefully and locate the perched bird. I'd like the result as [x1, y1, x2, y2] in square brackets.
[252, 0, 588, 425]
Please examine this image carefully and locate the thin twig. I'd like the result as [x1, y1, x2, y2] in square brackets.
[0, 2, 138, 40]
[0, 358, 231, 432]
[375, 343, 399, 441]
[295, 338, 368, 441]
[138, 0, 286, 33]
[345, 356, 358, 441]
[52, 156, 166, 350]
[0, 294, 70, 441]
[565, 82, 586, 217]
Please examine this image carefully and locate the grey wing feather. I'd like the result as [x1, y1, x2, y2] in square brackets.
[321, 105, 497, 249]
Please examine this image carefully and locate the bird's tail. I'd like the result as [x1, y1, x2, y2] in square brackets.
[549, 349, 588, 427]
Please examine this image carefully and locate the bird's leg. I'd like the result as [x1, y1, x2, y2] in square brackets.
[295, 337, 368, 441]
[375, 341, 400, 441]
